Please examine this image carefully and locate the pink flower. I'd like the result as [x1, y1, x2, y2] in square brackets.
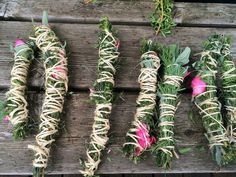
[14, 39, 25, 47]
[3, 115, 10, 123]
[191, 76, 206, 97]
[115, 40, 120, 49]
[51, 66, 67, 79]
[89, 88, 94, 97]
[58, 49, 66, 65]
[135, 123, 156, 156]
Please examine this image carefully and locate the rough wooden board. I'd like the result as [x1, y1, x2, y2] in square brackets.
[0, 92, 235, 174]
[0, 21, 236, 89]
[213, 174, 236, 177]
[2, 0, 236, 26]
[0, 0, 7, 18]
[154, 174, 182, 177]
[123, 175, 152, 177]
[183, 174, 212, 177]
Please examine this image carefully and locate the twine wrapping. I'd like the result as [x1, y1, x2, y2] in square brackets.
[5, 41, 33, 139]
[217, 36, 236, 143]
[28, 24, 68, 172]
[123, 44, 160, 163]
[80, 17, 120, 177]
[154, 45, 190, 168]
[192, 40, 233, 165]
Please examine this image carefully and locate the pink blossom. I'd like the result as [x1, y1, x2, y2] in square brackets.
[191, 76, 206, 97]
[89, 88, 94, 97]
[115, 40, 120, 49]
[135, 123, 156, 156]
[58, 49, 66, 65]
[3, 115, 10, 123]
[14, 39, 25, 47]
[51, 66, 67, 79]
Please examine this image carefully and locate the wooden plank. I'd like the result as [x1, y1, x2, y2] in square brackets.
[124, 175, 152, 177]
[2, 1, 236, 26]
[1, 21, 236, 89]
[0, 0, 8, 18]
[155, 174, 182, 177]
[63, 175, 83, 177]
[1, 92, 236, 174]
[213, 173, 236, 177]
[183, 174, 212, 177]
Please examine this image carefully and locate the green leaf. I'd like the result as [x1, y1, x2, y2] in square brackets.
[178, 147, 192, 155]
[176, 47, 191, 65]
[42, 11, 48, 26]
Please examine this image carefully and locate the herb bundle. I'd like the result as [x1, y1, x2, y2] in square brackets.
[27, 11, 68, 177]
[210, 35, 236, 143]
[80, 17, 120, 177]
[152, 44, 190, 168]
[191, 35, 234, 165]
[123, 40, 160, 163]
[149, 0, 176, 36]
[2, 39, 34, 139]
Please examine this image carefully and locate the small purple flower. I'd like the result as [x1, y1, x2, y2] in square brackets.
[14, 39, 25, 47]
[3, 115, 10, 123]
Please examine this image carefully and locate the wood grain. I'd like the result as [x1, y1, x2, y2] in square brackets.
[2, 0, 236, 26]
[183, 174, 212, 177]
[0, 92, 235, 174]
[123, 175, 152, 177]
[0, 21, 236, 89]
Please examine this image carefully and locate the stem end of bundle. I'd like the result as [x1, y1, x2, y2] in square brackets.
[33, 167, 45, 177]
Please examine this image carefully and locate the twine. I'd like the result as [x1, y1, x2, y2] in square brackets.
[156, 66, 184, 158]
[28, 25, 68, 169]
[123, 51, 160, 155]
[7, 46, 33, 126]
[193, 52, 229, 150]
[80, 29, 119, 177]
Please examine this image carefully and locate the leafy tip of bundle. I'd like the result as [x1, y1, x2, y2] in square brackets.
[203, 33, 232, 53]
[99, 16, 112, 32]
[42, 11, 49, 26]
[160, 44, 190, 66]
[140, 39, 159, 54]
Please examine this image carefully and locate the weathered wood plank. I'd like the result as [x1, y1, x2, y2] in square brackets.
[3, 0, 236, 26]
[183, 174, 212, 177]
[0, 21, 236, 89]
[213, 174, 236, 177]
[0, 0, 8, 18]
[155, 174, 182, 177]
[124, 175, 152, 177]
[0, 92, 236, 174]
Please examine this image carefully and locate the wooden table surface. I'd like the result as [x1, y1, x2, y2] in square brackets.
[0, 0, 236, 176]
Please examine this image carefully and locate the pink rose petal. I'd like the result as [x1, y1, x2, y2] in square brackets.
[3, 115, 10, 123]
[191, 76, 206, 97]
[134, 123, 156, 156]
[115, 39, 120, 49]
[51, 66, 67, 79]
[14, 39, 25, 47]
